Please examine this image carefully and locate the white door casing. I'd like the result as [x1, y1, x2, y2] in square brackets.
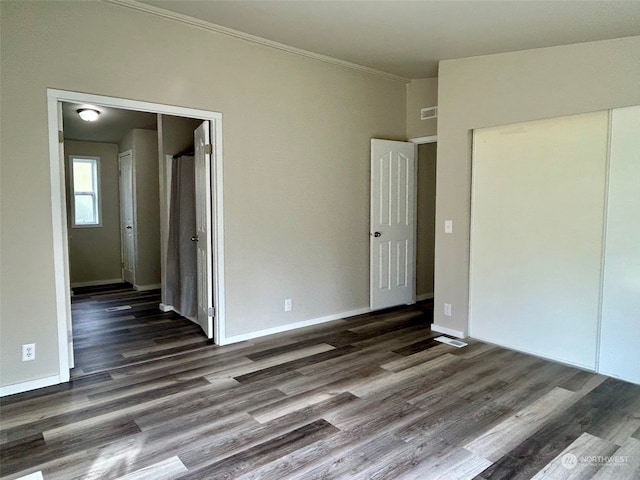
[119, 151, 136, 285]
[194, 121, 214, 339]
[59, 102, 74, 369]
[45, 89, 224, 396]
[370, 139, 416, 310]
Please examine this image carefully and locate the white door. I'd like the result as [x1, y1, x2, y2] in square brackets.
[119, 151, 136, 285]
[194, 121, 214, 339]
[370, 139, 416, 310]
[598, 105, 640, 384]
[469, 112, 608, 369]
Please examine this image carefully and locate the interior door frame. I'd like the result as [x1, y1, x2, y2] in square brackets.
[409, 135, 438, 304]
[47, 89, 226, 382]
[368, 134, 438, 312]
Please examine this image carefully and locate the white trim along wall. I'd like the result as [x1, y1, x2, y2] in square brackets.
[105, 0, 409, 84]
[71, 279, 124, 288]
[409, 135, 438, 144]
[0, 375, 63, 398]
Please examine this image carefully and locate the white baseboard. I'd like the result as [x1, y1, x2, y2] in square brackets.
[416, 292, 434, 302]
[431, 323, 466, 339]
[70, 278, 123, 288]
[471, 334, 595, 372]
[595, 368, 640, 386]
[220, 307, 371, 345]
[134, 283, 161, 291]
[0, 375, 61, 397]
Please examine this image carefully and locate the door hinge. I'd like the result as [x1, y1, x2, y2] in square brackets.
[207, 306, 215, 317]
[204, 144, 213, 155]
[58, 131, 64, 143]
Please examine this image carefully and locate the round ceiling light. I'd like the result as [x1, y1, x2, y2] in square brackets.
[77, 108, 100, 122]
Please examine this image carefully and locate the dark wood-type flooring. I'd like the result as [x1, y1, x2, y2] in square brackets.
[1, 284, 640, 479]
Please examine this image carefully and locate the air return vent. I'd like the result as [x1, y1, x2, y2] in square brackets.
[420, 106, 438, 121]
[105, 305, 132, 312]
[434, 336, 467, 348]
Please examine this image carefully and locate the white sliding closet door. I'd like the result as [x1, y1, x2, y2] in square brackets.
[469, 111, 609, 369]
[599, 106, 640, 384]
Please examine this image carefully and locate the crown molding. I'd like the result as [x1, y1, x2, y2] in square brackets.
[104, 0, 410, 84]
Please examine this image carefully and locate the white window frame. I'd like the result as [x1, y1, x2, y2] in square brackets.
[69, 155, 102, 228]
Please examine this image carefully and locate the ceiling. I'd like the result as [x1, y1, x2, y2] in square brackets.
[62, 102, 157, 144]
[137, 0, 640, 79]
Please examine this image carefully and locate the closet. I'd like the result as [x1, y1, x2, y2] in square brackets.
[469, 105, 640, 384]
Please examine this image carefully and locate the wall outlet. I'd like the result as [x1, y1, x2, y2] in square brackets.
[444, 220, 453, 234]
[284, 298, 292, 312]
[22, 343, 35, 361]
[444, 303, 452, 317]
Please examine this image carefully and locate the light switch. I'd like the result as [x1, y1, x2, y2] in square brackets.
[445, 220, 453, 234]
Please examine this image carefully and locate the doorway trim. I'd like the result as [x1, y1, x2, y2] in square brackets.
[47, 88, 226, 382]
[410, 134, 437, 303]
[409, 135, 437, 145]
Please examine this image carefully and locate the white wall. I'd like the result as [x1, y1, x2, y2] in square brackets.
[0, 1, 406, 389]
[406, 78, 438, 139]
[436, 35, 640, 335]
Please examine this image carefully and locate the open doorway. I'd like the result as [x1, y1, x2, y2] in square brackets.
[159, 116, 216, 338]
[62, 103, 159, 292]
[47, 89, 225, 382]
[368, 136, 437, 312]
[415, 140, 437, 302]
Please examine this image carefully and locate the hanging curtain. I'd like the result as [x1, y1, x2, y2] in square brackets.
[165, 155, 197, 320]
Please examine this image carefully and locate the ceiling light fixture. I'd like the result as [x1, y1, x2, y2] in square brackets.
[77, 108, 100, 122]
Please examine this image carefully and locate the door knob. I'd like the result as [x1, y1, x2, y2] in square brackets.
[373, 232, 382, 237]
[191, 235, 199, 242]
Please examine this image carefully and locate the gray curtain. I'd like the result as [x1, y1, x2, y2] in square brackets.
[165, 155, 197, 320]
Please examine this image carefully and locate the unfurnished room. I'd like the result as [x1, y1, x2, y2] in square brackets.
[1, 1, 639, 479]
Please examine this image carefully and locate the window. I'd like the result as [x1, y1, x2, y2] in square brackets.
[69, 156, 101, 227]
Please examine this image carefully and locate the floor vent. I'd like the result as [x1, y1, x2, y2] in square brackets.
[435, 336, 468, 348]
[105, 305, 132, 312]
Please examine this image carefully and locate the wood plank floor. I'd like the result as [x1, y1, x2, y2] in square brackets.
[1, 285, 639, 479]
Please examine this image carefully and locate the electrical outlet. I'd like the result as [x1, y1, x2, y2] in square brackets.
[444, 303, 452, 317]
[444, 220, 453, 234]
[284, 298, 292, 312]
[22, 343, 35, 361]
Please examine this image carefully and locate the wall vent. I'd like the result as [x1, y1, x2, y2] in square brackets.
[434, 336, 467, 348]
[420, 106, 438, 121]
[105, 305, 132, 312]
